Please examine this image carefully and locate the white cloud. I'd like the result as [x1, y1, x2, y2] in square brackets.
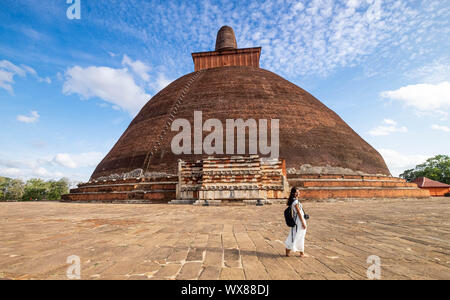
[292, 2, 305, 12]
[378, 148, 429, 177]
[0, 60, 51, 93]
[33, 167, 52, 177]
[381, 81, 450, 117]
[369, 119, 408, 136]
[122, 55, 151, 81]
[0, 60, 26, 93]
[383, 119, 396, 126]
[0, 168, 22, 177]
[347, 0, 361, 9]
[149, 73, 173, 93]
[63, 65, 151, 115]
[53, 153, 77, 169]
[38, 76, 52, 84]
[93, 0, 447, 79]
[190, 0, 444, 76]
[17, 111, 40, 123]
[0, 151, 104, 181]
[0, 69, 15, 93]
[0, 164, 62, 180]
[20, 65, 37, 76]
[408, 59, 450, 84]
[0, 60, 26, 76]
[52, 152, 103, 169]
[431, 124, 450, 132]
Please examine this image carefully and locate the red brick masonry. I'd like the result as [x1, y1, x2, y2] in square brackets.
[62, 172, 429, 204]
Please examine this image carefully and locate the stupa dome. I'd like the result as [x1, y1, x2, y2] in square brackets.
[90, 26, 390, 180]
[91, 67, 390, 179]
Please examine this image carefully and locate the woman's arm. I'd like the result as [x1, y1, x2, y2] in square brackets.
[295, 204, 307, 229]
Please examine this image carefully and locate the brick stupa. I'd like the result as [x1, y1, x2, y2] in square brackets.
[63, 26, 429, 204]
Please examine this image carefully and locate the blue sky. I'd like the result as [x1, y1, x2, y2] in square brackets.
[0, 0, 449, 183]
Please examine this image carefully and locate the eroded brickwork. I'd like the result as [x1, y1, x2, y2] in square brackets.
[171, 155, 289, 205]
[288, 174, 430, 200]
[62, 175, 178, 204]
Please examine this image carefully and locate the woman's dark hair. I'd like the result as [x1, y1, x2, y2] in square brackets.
[287, 187, 297, 206]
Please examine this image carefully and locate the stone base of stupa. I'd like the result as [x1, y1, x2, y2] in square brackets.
[168, 156, 290, 206]
[61, 175, 178, 204]
[287, 173, 430, 200]
[62, 157, 429, 204]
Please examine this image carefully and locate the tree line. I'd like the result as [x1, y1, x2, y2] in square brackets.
[400, 154, 450, 184]
[0, 177, 70, 201]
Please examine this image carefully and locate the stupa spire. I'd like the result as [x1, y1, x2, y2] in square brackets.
[192, 25, 261, 71]
[215, 25, 237, 51]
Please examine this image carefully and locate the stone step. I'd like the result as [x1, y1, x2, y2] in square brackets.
[79, 181, 177, 188]
[289, 178, 406, 182]
[61, 190, 176, 203]
[137, 183, 177, 191]
[288, 174, 403, 181]
[72, 182, 177, 194]
[77, 179, 142, 187]
[293, 181, 417, 188]
[171, 199, 273, 206]
[193, 200, 249, 206]
[71, 185, 137, 193]
[169, 199, 196, 205]
[78, 177, 177, 187]
[297, 187, 422, 190]
[296, 188, 430, 200]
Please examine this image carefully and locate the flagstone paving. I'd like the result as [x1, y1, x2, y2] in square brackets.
[0, 198, 449, 280]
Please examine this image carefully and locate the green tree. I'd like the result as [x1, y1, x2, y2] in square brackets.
[3, 178, 25, 201]
[22, 178, 49, 201]
[0, 177, 6, 200]
[1, 176, 70, 201]
[47, 178, 70, 200]
[20, 178, 70, 201]
[400, 154, 450, 184]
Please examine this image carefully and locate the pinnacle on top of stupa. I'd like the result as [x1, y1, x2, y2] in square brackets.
[215, 25, 238, 51]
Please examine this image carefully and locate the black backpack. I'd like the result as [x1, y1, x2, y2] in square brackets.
[284, 206, 296, 227]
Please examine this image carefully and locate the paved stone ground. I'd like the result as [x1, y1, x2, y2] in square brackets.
[0, 198, 449, 280]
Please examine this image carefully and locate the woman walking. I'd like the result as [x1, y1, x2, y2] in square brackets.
[285, 187, 307, 257]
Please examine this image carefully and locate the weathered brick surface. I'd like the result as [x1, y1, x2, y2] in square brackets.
[192, 48, 261, 71]
[90, 65, 391, 179]
[296, 180, 417, 188]
[175, 156, 289, 204]
[62, 177, 177, 203]
[289, 174, 404, 181]
[296, 188, 429, 200]
[288, 174, 430, 200]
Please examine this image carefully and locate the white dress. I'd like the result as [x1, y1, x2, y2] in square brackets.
[284, 199, 307, 253]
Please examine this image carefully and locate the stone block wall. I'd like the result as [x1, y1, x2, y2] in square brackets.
[62, 174, 178, 204]
[172, 155, 289, 205]
[287, 174, 430, 201]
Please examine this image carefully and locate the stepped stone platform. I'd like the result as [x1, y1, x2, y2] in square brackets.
[288, 174, 430, 200]
[61, 176, 178, 204]
[62, 171, 429, 204]
[62, 157, 429, 204]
